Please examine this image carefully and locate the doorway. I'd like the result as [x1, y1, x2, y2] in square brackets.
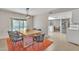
[48, 19, 60, 33]
[60, 18, 70, 33]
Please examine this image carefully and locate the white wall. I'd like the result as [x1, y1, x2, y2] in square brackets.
[27, 16, 33, 29]
[33, 14, 49, 37]
[52, 19, 60, 27]
[50, 11, 72, 19]
[72, 9, 79, 23]
[0, 10, 33, 39]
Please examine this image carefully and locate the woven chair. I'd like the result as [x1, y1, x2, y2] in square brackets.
[34, 33, 45, 50]
[8, 31, 23, 46]
[37, 29, 42, 31]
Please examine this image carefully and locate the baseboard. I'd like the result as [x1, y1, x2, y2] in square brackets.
[68, 42, 79, 46]
[0, 36, 8, 40]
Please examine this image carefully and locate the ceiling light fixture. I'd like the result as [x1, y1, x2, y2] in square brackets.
[26, 8, 32, 19]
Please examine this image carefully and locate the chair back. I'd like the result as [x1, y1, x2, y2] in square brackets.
[8, 31, 23, 42]
[26, 29, 31, 32]
[33, 28, 37, 30]
[35, 33, 45, 42]
[40, 33, 45, 41]
[35, 35, 40, 42]
[37, 29, 42, 31]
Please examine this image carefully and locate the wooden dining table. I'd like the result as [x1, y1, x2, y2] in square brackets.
[19, 29, 42, 47]
[20, 29, 42, 36]
[18, 29, 44, 48]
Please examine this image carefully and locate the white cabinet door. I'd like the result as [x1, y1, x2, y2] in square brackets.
[72, 9, 79, 23]
[67, 29, 79, 45]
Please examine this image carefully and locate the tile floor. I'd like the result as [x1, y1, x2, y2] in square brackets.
[0, 39, 8, 51]
[45, 32, 79, 51]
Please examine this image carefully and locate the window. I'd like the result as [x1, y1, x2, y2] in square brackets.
[19, 20, 24, 31]
[10, 18, 27, 31]
[24, 21, 27, 30]
[13, 20, 20, 31]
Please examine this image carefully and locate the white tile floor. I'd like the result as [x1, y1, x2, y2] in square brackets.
[45, 32, 79, 51]
[0, 39, 8, 51]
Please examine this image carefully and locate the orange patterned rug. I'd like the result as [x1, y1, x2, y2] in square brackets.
[6, 38, 53, 51]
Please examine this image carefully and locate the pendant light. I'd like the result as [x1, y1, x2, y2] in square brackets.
[26, 8, 32, 19]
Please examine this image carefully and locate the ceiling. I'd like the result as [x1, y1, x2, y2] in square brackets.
[0, 8, 57, 16]
[49, 8, 78, 20]
[0, 8, 78, 16]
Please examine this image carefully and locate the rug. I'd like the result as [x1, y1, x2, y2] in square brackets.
[6, 38, 53, 51]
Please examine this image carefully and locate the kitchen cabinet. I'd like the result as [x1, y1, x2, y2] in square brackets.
[72, 9, 79, 23]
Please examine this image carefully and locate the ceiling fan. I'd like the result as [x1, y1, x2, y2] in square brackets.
[26, 8, 32, 19]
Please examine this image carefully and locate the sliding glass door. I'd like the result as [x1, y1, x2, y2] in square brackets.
[24, 21, 27, 30]
[13, 20, 20, 31]
[19, 20, 24, 31]
[10, 19, 27, 31]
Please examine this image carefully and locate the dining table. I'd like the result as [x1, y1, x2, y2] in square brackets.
[20, 29, 42, 36]
[19, 29, 42, 47]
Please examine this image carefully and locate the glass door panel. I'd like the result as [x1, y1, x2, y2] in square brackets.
[19, 20, 24, 31]
[13, 20, 19, 31]
[24, 21, 27, 30]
